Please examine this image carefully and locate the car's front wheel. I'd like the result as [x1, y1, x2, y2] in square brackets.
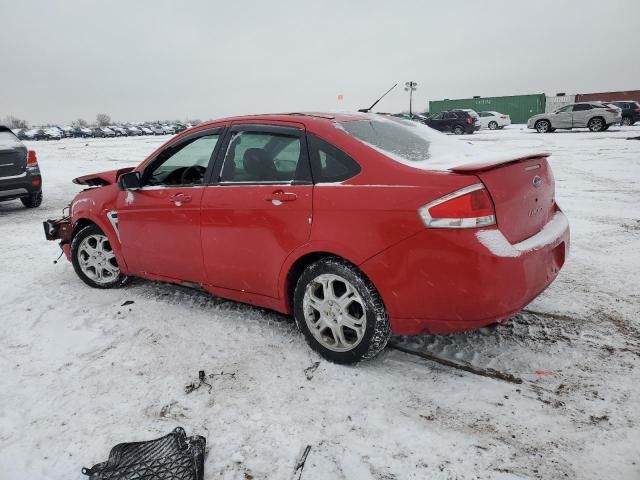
[71, 224, 128, 289]
[294, 258, 390, 364]
[488, 121, 498, 130]
[535, 120, 551, 133]
[21, 191, 42, 208]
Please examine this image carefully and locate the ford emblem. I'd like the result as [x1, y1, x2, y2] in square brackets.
[532, 175, 542, 187]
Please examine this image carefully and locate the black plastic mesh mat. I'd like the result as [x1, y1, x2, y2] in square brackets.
[82, 427, 206, 480]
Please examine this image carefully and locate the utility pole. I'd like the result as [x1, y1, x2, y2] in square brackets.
[404, 81, 418, 116]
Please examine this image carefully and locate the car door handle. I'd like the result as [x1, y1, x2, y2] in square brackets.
[265, 190, 297, 205]
[169, 193, 192, 206]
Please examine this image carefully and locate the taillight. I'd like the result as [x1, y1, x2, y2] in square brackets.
[466, 117, 472, 125]
[500, 115, 507, 119]
[607, 108, 618, 113]
[418, 184, 496, 228]
[27, 150, 38, 166]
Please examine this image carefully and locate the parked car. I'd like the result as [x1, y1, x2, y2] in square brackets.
[74, 127, 93, 138]
[23, 128, 47, 141]
[424, 109, 480, 134]
[478, 111, 511, 130]
[61, 126, 74, 138]
[140, 126, 153, 135]
[43, 128, 62, 140]
[151, 125, 166, 135]
[611, 100, 640, 126]
[93, 127, 116, 138]
[110, 126, 128, 137]
[527, 102, 621, 133]
[44, 113, 569, 364]
[162, 125, 176, 135]
[126, 126, 142, 136]
[0, 126, 43, 208]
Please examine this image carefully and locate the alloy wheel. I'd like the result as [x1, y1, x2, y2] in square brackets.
[302, 274, 367, 352]
[589, 118, 604, 132]
[77, 234, 120, 285]
[536, 120, 550, 133]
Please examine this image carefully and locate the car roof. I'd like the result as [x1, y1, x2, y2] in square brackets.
[197, 112, 372, 129]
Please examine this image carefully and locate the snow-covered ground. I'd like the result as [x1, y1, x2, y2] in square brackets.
[1, 126, 639, 479]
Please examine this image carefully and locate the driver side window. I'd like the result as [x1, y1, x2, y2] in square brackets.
[145, 134, 220, 187]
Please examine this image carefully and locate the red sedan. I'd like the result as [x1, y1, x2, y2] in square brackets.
[44, 113, 569, 364]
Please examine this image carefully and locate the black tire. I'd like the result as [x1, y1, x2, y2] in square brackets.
[488, 121, 498, 130]
[588, 117, 605, 132]
[535, 120, 551, 133]
[453, 125, 465, 135]
[21, 191, 42, 208]
[621, 116, 633, 126]
[602, 124, 610, 131]
[71, 224, 129, 289]
[293, 257, 391, 364]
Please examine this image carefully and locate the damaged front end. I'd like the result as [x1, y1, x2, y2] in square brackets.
[43, 214, 72, 246]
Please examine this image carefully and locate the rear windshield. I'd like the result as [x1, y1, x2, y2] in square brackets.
[339, 117, 433, 162]
[336, 115, 486, 170]
[336, 114, 539, 171]
[0, 130, 19, 144]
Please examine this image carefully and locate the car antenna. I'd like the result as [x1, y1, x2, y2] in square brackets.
[358, 83, 397, 113]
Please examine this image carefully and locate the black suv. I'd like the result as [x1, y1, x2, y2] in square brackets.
[612, 101, 640, 126]
[0, 126, 43, 208]
[424, 109, 480, 134]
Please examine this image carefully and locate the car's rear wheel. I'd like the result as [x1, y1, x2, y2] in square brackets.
[71, 225, 128, 289]
[588, 117, 605, 132]
[294, 258, 390, 364]
[535, 120, 551, 133]
[488, 121, 498, 130]
[21, 191, 42, 208]
[453, 125, 465, 135]
[621, 116, 633, 126]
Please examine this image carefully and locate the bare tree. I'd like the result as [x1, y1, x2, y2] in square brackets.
[71, 118, 89, 128]
[3, 115, 29, 129]
[96, 113, 112, 127]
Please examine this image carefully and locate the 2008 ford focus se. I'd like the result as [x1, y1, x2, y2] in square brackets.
[44, 113, 569, 364]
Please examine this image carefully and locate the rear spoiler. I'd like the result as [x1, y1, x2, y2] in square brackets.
[449, 152, 550, 173]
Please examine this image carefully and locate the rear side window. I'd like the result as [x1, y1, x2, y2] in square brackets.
[220, 131, 303, 183]
[573, 104, 592, 111]
[445, 112, 458, 119]
[307, 134, 360, 183]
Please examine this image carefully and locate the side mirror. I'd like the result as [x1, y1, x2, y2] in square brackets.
[118, 171, 142, 190]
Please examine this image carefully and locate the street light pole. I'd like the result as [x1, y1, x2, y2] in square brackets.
[404, 81, 418, 116]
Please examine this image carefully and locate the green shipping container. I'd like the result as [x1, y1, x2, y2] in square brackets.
[428, 93, 546, 124]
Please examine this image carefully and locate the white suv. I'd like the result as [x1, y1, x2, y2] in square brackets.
[528, 102, 622, 133]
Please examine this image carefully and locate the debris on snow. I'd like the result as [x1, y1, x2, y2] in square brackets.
[303, 361, 320, 381]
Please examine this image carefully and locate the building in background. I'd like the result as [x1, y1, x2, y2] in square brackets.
[575, 90, 640, 103]
[545, 94, 576, 113]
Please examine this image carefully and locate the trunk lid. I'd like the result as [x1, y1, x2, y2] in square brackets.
[0, 130, 27, 178]
[452, 155, 555, 244]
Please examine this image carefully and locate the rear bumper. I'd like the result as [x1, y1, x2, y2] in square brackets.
[360, 212, 570, 336]
[0, 173, 42, 200]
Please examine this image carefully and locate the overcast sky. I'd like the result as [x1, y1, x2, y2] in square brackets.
[1, 0, 639, 124]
